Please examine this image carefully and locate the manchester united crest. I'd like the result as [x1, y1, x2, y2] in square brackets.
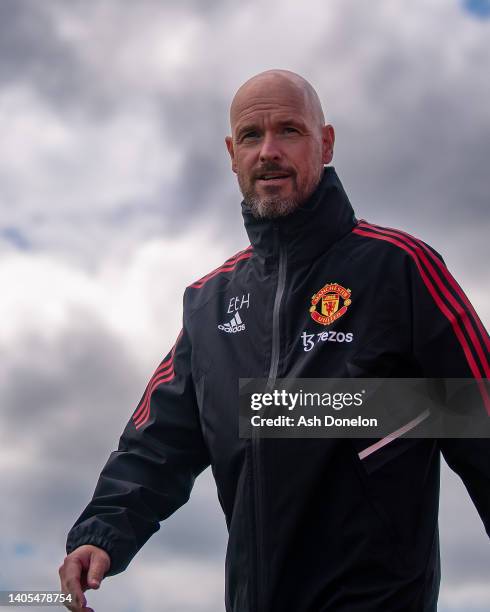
[309, 282, 352, 326]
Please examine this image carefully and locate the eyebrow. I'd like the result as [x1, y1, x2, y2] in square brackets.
[276, 117, 306, 127]
[235, 124, 259, 138]
[236, 117, 306, 138]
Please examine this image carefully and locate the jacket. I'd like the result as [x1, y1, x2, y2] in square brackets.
[66, 167, 490, 611]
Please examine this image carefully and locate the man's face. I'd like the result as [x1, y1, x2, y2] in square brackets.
[225, 78, 334, 218]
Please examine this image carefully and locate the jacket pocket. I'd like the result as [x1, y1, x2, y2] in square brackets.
[349, 437, 440, 574]
[351, 436, 421, 474]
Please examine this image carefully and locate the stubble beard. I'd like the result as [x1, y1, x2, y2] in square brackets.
[244, 193, 299, 219]
[239, 168, 323, 219]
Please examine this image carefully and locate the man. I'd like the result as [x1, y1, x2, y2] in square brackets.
[59, 70, 490, 611]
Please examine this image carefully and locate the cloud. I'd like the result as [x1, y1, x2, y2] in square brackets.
[440, 461, 490, 586]
[0, 0, 86, 105]
[0, 84, 182, 231]
[73, 553, 226, 612]
[2, 0, 490, 270]
[0, 234, 229, 498]
[0, 234, 231, 609]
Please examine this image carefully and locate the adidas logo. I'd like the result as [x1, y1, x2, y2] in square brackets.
[218, 311, 246, 333]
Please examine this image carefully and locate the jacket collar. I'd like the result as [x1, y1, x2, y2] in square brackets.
[241, 166, 357, 265]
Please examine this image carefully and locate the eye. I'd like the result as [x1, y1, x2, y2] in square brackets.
[283, 126, 299, 134]
[241, 131, 259, 141]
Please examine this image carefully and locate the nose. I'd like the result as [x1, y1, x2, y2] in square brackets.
[259, 133, 282, 162]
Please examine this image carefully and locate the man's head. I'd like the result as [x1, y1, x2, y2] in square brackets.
[225, 69, 335, 219]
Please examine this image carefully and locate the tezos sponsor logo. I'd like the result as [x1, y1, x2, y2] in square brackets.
[301, 330, 354, 352]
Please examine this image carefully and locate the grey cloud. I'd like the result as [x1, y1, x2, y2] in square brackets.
[0, 305, 227, 562]
[0, 0, 229, 114]
[307, 0, 490, 232]
[439, 461, 490, 585]
[0, 305, 227, 612]
[0, 0, 89, 107]
[1, 0, 487, 269]
[89, 90, 248, 253]
[1, 311, 141, 526]
[142, 469, 227, 561]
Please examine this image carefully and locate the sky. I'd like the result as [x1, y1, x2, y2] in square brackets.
[0, 0, 489, 610]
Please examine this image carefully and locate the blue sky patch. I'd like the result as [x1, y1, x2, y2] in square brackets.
[1, 227, 31, 250]
[13, 543, 34, 556]
[463, 0, 490, 17]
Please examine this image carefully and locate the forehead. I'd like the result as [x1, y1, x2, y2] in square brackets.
[231, 78, 311, 131]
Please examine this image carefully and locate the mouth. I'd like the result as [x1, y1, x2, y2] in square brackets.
[256, 173, 291, 186]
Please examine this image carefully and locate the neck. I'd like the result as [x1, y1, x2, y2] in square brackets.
[241, 166, 357, 265]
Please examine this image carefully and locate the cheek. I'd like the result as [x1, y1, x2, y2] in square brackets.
[296, 157, 315, 180]
[234, 152, 254, 176]
[297, 145, 322, 176]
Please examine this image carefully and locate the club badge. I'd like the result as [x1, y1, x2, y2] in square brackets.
[309, 282, 352, 326]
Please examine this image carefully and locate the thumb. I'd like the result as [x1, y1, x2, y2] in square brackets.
[87, 551, 110, 589]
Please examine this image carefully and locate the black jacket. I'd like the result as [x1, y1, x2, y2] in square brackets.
[66, 167, 490, 612]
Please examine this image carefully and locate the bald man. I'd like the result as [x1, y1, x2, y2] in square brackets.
[60, 70, 490, 612]
[225, 69, 333, 219]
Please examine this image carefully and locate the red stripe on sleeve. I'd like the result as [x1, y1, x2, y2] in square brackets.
[132, 329, 183, 429]
[357, 222, 490, 378]
[359, 221, 490, 354]
[353, 226, 490, 414]
[133, 370, 175, 428]
[190, 247, 252, 289]
[132, 364, 175, 425]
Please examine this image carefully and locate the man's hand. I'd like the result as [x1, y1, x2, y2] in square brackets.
[58, 545, 111, 612]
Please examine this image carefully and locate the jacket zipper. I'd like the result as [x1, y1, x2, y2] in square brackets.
[267, 227, 287, 388]
[252, 225, 287, 612]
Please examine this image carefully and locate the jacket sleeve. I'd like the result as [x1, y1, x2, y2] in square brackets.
[407, 245, 490, 537]
[65, 298, 210, 575]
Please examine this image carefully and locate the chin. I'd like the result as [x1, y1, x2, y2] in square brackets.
[253, 197, 300, 219]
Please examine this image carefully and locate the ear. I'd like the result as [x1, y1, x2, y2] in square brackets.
[321, 124, 335, 165]
[225, 136, 237, 174]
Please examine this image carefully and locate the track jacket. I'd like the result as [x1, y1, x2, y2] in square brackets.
[66, 167, 490, 612]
